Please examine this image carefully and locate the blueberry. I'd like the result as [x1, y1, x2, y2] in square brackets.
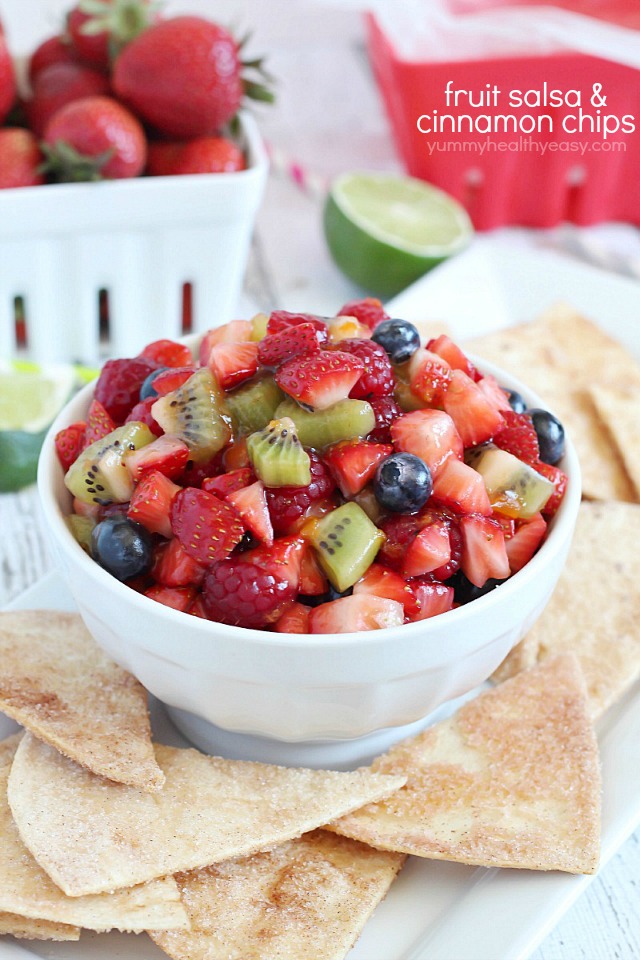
[506, 389, 527, 413]
[527, 408, 565, 465]
[299, 585, 353, 607]
[139, 366, 169, 400]
[450, 572, 506, 605]
[90, 517, 153, 581]
[373, 452, 432, 514]
[372, 318, 421, 364]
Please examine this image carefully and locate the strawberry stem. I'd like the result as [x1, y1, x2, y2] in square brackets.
[77, 0, 163, 59]
[39, 141, 114, 182]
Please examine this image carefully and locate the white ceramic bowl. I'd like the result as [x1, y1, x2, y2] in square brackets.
[37, 347, 581, 768]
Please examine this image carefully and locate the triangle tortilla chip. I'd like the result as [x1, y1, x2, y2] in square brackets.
[8, 735, 405, 898]
[330, 655, 601, 874]
[589, 383, 640, 500]
[0, 736, 188, 933]
[149, 830, 405, 960]
[493, 501, 640, 717]
[0, 610, 164, 792]
[0, 912, 80, 942]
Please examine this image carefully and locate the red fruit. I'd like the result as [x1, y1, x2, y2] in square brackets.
[336, 339, 395, 400]
[223, 437, 250, 472]
[368, 396, 402, 444]
[28, 35, 78, 83]
[67, 0, 158, 70]
[431, 457, 492, 516]
[391, 409, 463, 478]
[353, 563, 419, 618]
[202, 468, 254, 498]
[431, 514, 462, 581]
[410, 581, 455, 621]
[149, 366, 197, 396]
[170, 487, 245, 565]
[265, 451, 336, 535]
[402, 519, 451, 578]
[84, 398, 116, 446]
[199, 321, 253, 364]
[0, 129, 46, 189]
[408, 348, 452, 404]
[323, 440, 392, 497]
[145, 583, 196, 612]
[275, 602, 311, 634]
[267, 311, 329, 339]
[377, 514, 420, 571]
[459, 515, 510, 588]
[308, 595, 404, 633]
[95, 355, 158, 423]
[125, 434, 190, 481]
[492, 410, 540, 463]
[338, 297, 389, 332]
[534, 461, 568, 518]
[147, 136, 245, 176]
[276, 351, 364, 410]
[477, 373, 512, 412]
[258, 322, 324, 368]
[208, 341, 259, 391]
[505, 512, 547, 574]
[125, 396, 162, 435]
[226, 481, 274, 546]
[0, 30, 16, 125]
[127, 469, 181, 538]
[427, 334, 479, 380]
[202, 536, 304, 629]
[187, 592, 208, 619]
[139, 339, 193, 368]
[113, 16, 255, 137]
[55, 421, 87, 472]
[43, 95, 147, 180]
[25, 62, 111, 136]
[299, 546, 329, 596]
[152, 537, 206, 587]
[443, 370, 505, 448]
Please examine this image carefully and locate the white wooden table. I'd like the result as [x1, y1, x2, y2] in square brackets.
[1, 2, 639, 958]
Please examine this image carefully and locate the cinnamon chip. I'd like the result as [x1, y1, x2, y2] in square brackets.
[0, 912, 79, 942]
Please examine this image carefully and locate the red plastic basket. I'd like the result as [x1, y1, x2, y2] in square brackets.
[366, 12, 640, 229]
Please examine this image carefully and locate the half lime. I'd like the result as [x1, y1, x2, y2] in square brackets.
[323, 171, 473, 299]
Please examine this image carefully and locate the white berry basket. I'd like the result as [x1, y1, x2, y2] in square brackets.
[0, 111, 268, 366]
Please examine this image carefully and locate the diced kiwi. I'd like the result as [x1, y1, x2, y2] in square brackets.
[394, 380, 424, 412]
[65, 422, 155, 505]
[226, 377, 285, 436]
[247, 416, 311, 487]
[469, 445, 554, 519]
[250, 312, 269, 341]
[309, 502, 385, 592]
[275, 398, 375, 448]
[65, 514, 96, 552]
[151, 368, 231, 464]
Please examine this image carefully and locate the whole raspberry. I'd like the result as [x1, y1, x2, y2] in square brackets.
[94, 356, 159, 424]
[266, 451, 336, 534]
[368, 396, 402, 443]
[338, 297, 389, 331]
[202, 560, 295, 628]
[337, 339, 395, 400]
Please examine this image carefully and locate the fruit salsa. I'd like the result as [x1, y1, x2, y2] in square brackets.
[55, 299, 568, 633]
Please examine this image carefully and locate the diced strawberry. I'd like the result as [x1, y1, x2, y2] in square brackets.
[368, 396, 402, 443]
[187, 592, 209, 619]
[308, 594, 404, 633]
[151, 365, 197, 396]
[505, 512, 547, 574]
[125, 397, 162, 435]
[408, 348, 452, 404]
[55, 421, 86, 472]
[275, 351, 364, 410]
[202, 467, 254, 498]
[208, 341, 259, 391]
[128, 470, 181, 538]
[477, 373, 512, 412]
[83, 399, 116, 447]
[245, 535, 306, 590]
[171, 487, 245, 565]
[257, 321, 326, 367]
[492, 410, 540, 463]
[442, 370, 506, 447]
[491, 513, 516, 539]
[226, 480, 274, 546]
[410, 581, 455, 621]
[275, 602, 311, 634]
[337, 297, 389, 332]
[152, 537, 206, 587]
[125, 435, 190, 481]
[431, 515, 462, 580]
[375, 515, 421, 571]
[144, 584, 197, 612]
[353, 563, 419, 618]
[267, 310, 329, 339]
[94, 356, 159, 424]
[533, 461, 568, 517]
[299, 545, 329, 596]
[139, 339, 193, 368]
[402, 519, 451, 578]
[198, 320, 253, 363]
[427, 334, 479, 380]
[459, 514, 510, 587]
[431, 457, 492, 516]
[391, 409, 463, 478]
[323, 440, 393, 497]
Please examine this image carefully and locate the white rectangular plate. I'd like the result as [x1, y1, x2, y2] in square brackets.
[2, 239, 640, 960]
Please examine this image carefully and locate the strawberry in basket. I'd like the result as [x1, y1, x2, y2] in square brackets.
[0, 19, 16, 124]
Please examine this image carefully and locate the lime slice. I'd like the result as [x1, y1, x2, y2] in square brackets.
[0, 362, 79, 493]
[323, 172, 473, 299]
